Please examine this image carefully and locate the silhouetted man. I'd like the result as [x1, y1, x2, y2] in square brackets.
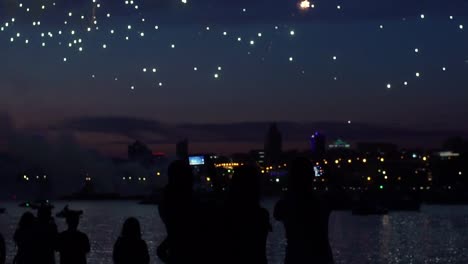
[56, 209, 90, 264]
[158, 160, 198, 263]
[224, 165, 272, 264]
[35, 205, 58, 264]
[274, 157, 334, 264]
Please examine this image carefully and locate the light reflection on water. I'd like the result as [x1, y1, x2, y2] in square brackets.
[1, 201, 468, 264]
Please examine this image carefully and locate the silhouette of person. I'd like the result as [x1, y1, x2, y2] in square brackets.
[274, 157, 334, 264]
[13, 212, 36, 264]
[1, 231, 5, 264]
[113, 217, 149, 264]
[35, 204, 58, 264]
[223, 165, 272, 264]
[56, 209, 90, 264]
[158, 160, 197, 263]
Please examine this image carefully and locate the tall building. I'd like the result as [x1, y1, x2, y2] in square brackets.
[128, 140, 153, 165]
[264, 123, 282, 165]
[310, 132, 326, 159]
[176, 139, 189, 160]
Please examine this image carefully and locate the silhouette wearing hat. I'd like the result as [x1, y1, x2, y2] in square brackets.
[13, 212, 36, 264]
[35, 204, 58, 264]
[113, 217, 149, 264]
[274, 157, 334, 264]
[56, 207, 90, 264]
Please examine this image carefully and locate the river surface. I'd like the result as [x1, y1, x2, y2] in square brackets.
[1, 201, 468, 264]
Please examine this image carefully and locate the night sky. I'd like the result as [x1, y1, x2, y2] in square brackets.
[1, 0, 468, 154]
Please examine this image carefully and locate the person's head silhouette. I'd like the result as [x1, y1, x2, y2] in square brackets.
[121, 217, 142, 240]
[167, 160, 193, 197]
[63, 209, 83, 231]
[37, 204, 52, 222]
[288, 157, 314, 195]
[18, 212, 35, 230]
[229, 165, 261, 205]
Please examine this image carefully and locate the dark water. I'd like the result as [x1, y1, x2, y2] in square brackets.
[1, 201, 468, 264]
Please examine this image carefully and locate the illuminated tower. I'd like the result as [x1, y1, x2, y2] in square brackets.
[310, 132, 326, 159]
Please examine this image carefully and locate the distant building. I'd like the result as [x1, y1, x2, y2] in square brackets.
[310, 132, 326, 159]
[176, 139, 189, 160]
[357, 142, 397, 154]
[250, 149, 266, 165]
[264, 123, 282, 165]
[128, 141, 153, 165]
[328, 139, 351, 149]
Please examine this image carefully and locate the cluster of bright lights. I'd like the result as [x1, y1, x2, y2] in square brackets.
[0, 0, 463, 114]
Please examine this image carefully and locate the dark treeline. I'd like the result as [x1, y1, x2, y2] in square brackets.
[2, 157, 336, 264]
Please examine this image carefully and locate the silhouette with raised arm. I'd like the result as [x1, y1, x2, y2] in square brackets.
[56, 207, 90, 264]
[35, 204, 58, 264]
[224, 165, 272, 264]
[274, 157, 334, 264]
[113, 217, 149, 264]
[13, 212, 36, 264]
[157, 160, 197, 263]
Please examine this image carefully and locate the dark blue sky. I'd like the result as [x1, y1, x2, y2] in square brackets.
[1, 0, 468, 154]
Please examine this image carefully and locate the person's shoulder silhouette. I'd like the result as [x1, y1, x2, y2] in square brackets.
[1, 230, 6, 264]
[113, 217, 149, 264]
[13, 212, 36, 264]
[224, 165, 272, 264]
[274, 157, 334, 264]
[56, 207, 90, 264]
[158, 160, 197, 263]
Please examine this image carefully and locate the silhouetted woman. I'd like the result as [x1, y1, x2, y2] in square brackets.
[274, 157, 334, 264]
[224, 165, 272, 264]
[158, 160, 197, 263]
[56, 210, 90, 264]
[13, 212, 36, 264]
[113, 217, 149, 264]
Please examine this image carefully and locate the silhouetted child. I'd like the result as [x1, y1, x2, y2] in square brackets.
[158, 160, 198, 263]
[13, 212, 36, 264]
[224, 165, 272, 264]
[113, 217, 149, 264]
[274, 157, 334, 264]
[56, 208, 90, 264]
[35, 204, 58, 264]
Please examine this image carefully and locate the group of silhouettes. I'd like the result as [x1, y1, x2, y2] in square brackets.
[4, 206, 149, 264]
[157, 157, 334, 264]
[0, 157, 334, 264]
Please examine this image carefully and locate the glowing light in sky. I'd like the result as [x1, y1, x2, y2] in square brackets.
[299, 0, 311, 10]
